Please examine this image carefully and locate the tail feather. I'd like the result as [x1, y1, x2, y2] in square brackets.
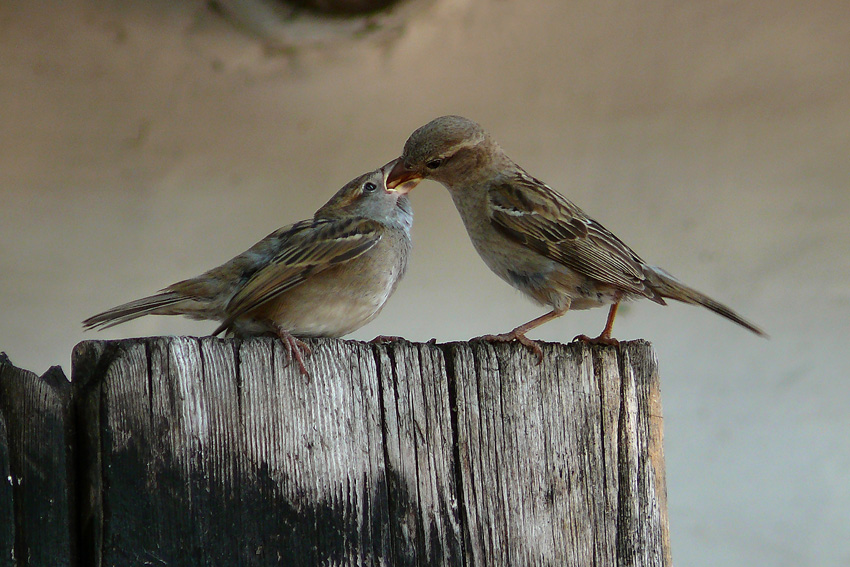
[647, 266, 767, 337]
[82, 291, 188, 330]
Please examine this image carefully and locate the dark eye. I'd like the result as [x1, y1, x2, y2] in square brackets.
[426, 158, 443, 169]
[363, 182, 378, 192]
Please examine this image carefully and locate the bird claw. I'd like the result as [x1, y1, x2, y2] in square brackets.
[474, 332, 544, 365]
[573, 333, 619, 347]
[274, 328, 312, 376]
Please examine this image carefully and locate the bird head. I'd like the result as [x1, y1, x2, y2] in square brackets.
[386, 115, 493, 191]
[315, 165, 413, 228]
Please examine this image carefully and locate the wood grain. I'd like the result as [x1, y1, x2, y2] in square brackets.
[66, 337, 670, 566]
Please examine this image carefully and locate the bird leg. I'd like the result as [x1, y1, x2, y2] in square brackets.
[272, 324, 312, 376]
[574, 302, 620, 346]
[475, 305, 569, 364]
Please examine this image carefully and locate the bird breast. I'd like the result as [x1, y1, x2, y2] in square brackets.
[261, 228, 411, 337]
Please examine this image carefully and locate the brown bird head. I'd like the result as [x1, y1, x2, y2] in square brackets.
[315, 165, 413, 229]
[386, 115, 497, 191]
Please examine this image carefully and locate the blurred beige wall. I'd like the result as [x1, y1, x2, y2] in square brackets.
[2, 1, 848, 565]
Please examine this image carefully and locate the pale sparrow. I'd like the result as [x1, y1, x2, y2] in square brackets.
[387, 115, 765, 359]
[83, 162, 416, 374]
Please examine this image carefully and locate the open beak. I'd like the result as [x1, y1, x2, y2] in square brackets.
[383, 157, 423, 195]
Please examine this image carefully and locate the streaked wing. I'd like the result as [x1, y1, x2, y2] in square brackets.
[488, 171, 657, 299]
[214, 217, 383, 333]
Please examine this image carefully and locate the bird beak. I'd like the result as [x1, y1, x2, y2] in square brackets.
[384, 158, 423, 195]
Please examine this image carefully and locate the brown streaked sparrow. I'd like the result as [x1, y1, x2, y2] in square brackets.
[84, 162, 417, 374]
[387, 115, 765, 360]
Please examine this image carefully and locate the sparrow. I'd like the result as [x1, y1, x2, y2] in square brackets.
[83, 162, 416, 374]
[386, 115, 766, 359]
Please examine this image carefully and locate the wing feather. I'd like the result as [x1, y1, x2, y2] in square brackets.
[488, 172, 660, 300]
[212, 217, 383, 334]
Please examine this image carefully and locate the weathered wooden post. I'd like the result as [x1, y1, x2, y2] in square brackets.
[0, 353, 75, 567]
[2, 338, 670, 565]
[68, 337, 670, 567]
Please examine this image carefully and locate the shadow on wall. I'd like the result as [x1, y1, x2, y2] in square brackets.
[212, 0, 435, 48]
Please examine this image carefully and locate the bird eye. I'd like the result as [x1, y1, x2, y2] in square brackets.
[363, 182, 378, 192]
[426, 158, 443, 169]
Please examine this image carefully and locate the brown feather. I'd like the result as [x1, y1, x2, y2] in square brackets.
[488, 173, 663, 302]
[212, 217, 384, 335]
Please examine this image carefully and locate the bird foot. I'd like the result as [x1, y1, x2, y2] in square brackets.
[474, 331, 544, 365]
[573, 333, 619, 346]
[274, 329, 312, 376]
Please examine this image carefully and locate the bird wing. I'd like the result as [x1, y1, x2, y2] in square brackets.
[212, 217, 383, 334]
[487, 171, 661, 300]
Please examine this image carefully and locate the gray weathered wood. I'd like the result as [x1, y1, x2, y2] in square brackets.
[0, 353, 74, 567]
[71, 336, 670, 566]
[375, 341, 463, 565]
[446, 340, 669, 567]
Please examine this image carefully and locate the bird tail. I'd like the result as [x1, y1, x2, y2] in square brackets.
[646, 266, 767, 337]
[82, 291, 188, 331]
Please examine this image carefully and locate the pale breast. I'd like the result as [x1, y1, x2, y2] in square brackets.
[257, 228, 411, 337]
